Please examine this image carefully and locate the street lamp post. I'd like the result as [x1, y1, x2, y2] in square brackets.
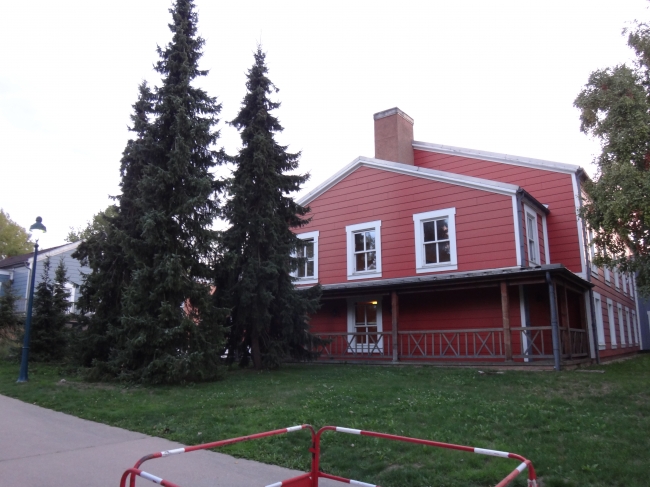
[17, 217, 47, 383]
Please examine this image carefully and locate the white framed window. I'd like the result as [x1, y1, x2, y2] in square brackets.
[413, 208, 457, 273]
[524, 206, 540, 265]
[347, 297, 383, 352]
[294, 231, 319, 284]
[65, 282, 76, 314]
[604, 266, 611, 284]
[632, 310, 638, 345]
[346, 221, 382, 280]
[629, 274, 635, 300]
[625, 307, 632, 345]
[614, 268, 620, 289]
[588, 229, 599, 276]
[622, 273, 628, 294]
[617, 303, 626, 347]
[593, 292, 605, 350]
[606, 298, 617, 349]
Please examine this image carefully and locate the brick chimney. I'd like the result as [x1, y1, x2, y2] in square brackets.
[373, 107, 414, 165]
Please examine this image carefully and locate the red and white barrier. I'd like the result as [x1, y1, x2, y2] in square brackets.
[120, 424, 537, 487]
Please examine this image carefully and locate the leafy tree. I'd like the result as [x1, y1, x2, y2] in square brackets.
[76, 0, 226, 383]
[575, 20, 650, 296]
[218, 46, 321, 370]
[0, 209, 31, 259]
[65, 206, 119, 243]
[0, 282, 21, 342]
[29, 258, 70, 362]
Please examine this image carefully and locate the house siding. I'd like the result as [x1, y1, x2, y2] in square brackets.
[414, 150, 582, 273]
[301, 166, 518, 285]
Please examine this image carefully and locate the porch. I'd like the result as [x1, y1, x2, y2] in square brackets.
[307, 265, 593, 369]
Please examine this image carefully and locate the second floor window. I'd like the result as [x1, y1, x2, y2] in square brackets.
[346, 221, 382, 280]
[413, 208, 457, 273]
[354, 230, 376, 272]
[294, 231, 319, 284]
[297, 238, 314, 278]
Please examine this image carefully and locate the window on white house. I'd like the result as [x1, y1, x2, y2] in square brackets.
[525, 207, 540, 265]
[65, 283, 76, 314]
[294, 231, 319, 283]
[413, 208, 457, 273]
[617, 303, 626, 347]
[346, 221, 382, 280]
[347, 298, 383, 352]
[593, 292, 605, 349]
[607, 298, 617, 349]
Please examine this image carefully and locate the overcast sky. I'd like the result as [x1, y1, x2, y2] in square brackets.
[1, 0, 648, 247]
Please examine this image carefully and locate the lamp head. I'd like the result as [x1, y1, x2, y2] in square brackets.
[29, 217, 46, 238]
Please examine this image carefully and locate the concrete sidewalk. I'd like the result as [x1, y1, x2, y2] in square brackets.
[0, 394, 339, 487]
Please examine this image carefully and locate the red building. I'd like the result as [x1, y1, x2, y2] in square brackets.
[295, 108, 641, 368]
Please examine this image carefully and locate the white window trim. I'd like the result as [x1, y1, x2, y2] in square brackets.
[632, 310, 639, 345]
[614, 268, 620, 289]
[294, 231, 319, 285]
[524, 205, 541, 266]
[412, 208, 458, 274]
[347, 296, 383, 353]
[588, 229, 599, 276]
[617, 303, 626, 347]
[64, 282, 76, 314]
[541, 214, 551, 264]
[346, 221, 382, 280]
[622, 273, 628, 294]
[625, 307, 632, 346]
[593, 292, 605, 350]
[606, 298, 617, 349]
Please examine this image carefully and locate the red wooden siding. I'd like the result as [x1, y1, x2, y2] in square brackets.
[414, 150, 582, 273]
[590, 270, 639, 356]
[301, 166, 518, 284]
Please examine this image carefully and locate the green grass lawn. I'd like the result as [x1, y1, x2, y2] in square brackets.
[1, 357, 649, 487]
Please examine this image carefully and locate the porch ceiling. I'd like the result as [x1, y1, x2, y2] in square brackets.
[315, 264, 592, 298]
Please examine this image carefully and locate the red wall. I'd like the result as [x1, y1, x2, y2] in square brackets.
[301, 166, 518, 284]
[414, 150, 582, 273]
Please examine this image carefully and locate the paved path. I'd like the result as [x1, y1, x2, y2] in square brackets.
[0, 394, 340, 487]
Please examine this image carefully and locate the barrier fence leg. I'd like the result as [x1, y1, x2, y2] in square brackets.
[310, 434, 321, 487]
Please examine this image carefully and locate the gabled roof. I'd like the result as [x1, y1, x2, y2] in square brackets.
[297, 156, 547, 213]
[412, 141, 584, 175]
[0, 242, 81, 269]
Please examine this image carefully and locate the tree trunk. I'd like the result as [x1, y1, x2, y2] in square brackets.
[251, 328, 262, 370]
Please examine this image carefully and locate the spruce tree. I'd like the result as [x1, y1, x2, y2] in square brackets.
[106, 0, 224, 383]
[72, 83, 154, 370]
[29, 258, 69, 362]
[75, 0, 225, 383]
[219, 46, 321, 370]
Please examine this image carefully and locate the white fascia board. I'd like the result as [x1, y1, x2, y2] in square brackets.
[29, 241, 81, 267]
[297, 156, 520, 206]
[413, 141, 583, 175]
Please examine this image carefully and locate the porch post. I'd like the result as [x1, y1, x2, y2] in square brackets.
[562, 286, 573, 359]
[500, 282, 512, 361]
[391, 291, 399, 362]
[546, 272, 562, 371]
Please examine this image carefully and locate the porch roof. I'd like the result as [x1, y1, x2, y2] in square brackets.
[316, 264, 592, 297]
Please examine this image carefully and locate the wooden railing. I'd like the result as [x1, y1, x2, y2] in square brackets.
[314, 326, 589, 362]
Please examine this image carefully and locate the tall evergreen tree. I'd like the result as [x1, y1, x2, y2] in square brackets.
[29, 258, 70, 362]
[219, 47, 321, 370]
[72, 83, 155, 369]
[75, 0, 225, 383]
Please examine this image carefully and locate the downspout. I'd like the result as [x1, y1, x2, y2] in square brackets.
[546, 272, 561, 371]
[575, 172, 601, 364]
[516, 190, 526, 267]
